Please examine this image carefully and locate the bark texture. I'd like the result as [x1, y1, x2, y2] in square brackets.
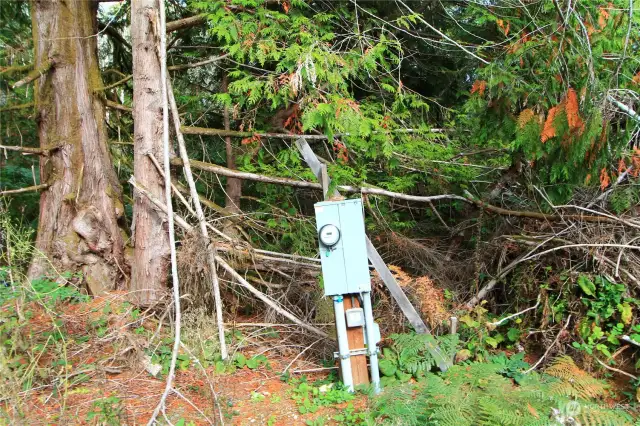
[28, 0, 127, 294]
[130, 0, 170, 305]
[221, 73, 242, 212]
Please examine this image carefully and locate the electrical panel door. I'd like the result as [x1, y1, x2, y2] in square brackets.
[314, 198, 371, 296]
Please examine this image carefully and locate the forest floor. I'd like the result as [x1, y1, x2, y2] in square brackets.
[0, 291, 369, 426]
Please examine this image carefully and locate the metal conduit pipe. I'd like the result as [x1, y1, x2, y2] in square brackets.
[333, 295, 354, 391]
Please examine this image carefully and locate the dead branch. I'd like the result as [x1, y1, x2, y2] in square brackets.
[0, 144, 60, 155]
[0, 63, 33, 76]
[99, 74, 133, 91]
[463, 190, 638, 225]
[594, 356, 638, 380]
[215, 255, 329, 339]
[168, 77, 228, 359]
[11, 58, 54, 89]
[166, 13, 207, 33]
[525, 315, 572, 373]
[0, 183, 49, 196]
[105, 100, 132, 112]
[171, 157, 468, 204]
[168, 54, 229, 71]
[129, 176, 325, 336]
[181, 125, 444, 140]
[0, 102, 35, 112]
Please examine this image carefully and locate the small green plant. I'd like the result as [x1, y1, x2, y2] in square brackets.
[378, 333, 458, 385]
[289, 378, 355, 414]
[572, 274, 640, 360]
[333, 403, 367, 425]
[147, 342, 191, 375]
[305, 416, 327, 426]
[86, 396, 124, 426]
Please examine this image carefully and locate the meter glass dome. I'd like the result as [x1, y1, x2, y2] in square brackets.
[319, 224, 340, 247]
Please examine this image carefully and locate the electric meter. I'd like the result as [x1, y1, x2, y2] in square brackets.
[319, 224, 341, 247]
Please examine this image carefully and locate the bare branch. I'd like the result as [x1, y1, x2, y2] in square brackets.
[0, 183, 49, 196]
[168, 77, 228, 360]
[105, 99, 132, 112]
[166, 13, 207, 33]
[171, 157, 468, 204]
[181, 125, 445, 140]
[0, 144, 60, 155]
[463, 190, 638, 225]
[168, 54, 229, 71]
[11, 58, 54, 89]
[0, 102, 35, 112]
[99, 75, 133, 91]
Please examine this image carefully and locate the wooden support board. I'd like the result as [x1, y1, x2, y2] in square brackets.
[295, 138, 452, 371]
[343, 295, 369, 386]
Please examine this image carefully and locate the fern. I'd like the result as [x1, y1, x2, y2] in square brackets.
[372, 353, 635, 426]
[545, 356, 609, 400]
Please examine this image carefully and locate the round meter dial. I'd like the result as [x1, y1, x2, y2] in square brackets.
[319, 224, 341, 247]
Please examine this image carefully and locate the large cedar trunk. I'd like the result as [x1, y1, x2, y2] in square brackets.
[130, 0, 170, 305]
[28, 0, 128, 294]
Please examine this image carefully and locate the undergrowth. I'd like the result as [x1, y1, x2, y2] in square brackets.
[373, 354, 636, 426]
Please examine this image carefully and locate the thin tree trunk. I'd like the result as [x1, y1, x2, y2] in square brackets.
[28, 0, 127, 294]
[221, 72, 242, 212]
[131, 0, 170, 305]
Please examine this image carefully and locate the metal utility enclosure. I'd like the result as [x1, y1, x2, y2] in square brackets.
[314, 198, 380, 393]
[314, 199, 371, 296]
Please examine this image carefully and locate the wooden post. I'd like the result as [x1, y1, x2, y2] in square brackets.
[343, 294, 369, 386]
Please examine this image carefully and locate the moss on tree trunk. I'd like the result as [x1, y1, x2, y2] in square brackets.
[28, 0, 128, 294]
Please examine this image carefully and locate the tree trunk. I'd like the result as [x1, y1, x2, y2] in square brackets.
[221, 72, 242, 213]
[130, 0, 170, 305]
[28, 0, 128, 295]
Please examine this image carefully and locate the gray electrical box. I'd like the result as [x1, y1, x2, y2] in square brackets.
[314, 198, 371, 296]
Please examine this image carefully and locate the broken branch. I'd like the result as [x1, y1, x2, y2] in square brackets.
[170, 157, 468, 204]
[0, 102, 35, 112]
[105, 100, 132, 113]
[12, 58, 54, 89]
[0, 183, 49, 196]
[168, 54, 229, 71]
[0, 144, 60, 155]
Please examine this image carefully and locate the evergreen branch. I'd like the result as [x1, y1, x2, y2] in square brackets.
[11, 58, 54, 89]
